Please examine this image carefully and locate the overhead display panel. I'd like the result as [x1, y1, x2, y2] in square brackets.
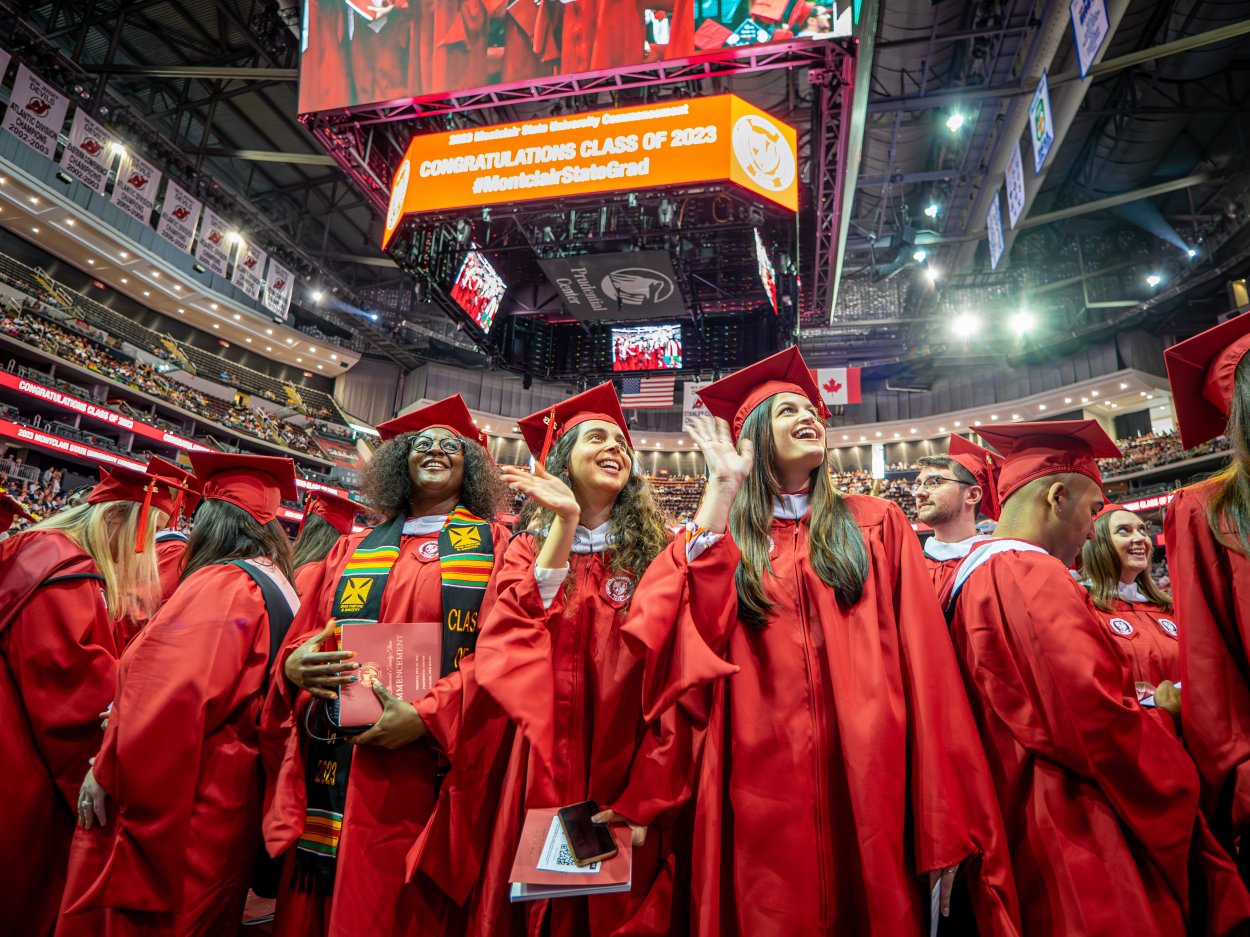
[299, 0, 851, 114]
[383, 94, 797, 246]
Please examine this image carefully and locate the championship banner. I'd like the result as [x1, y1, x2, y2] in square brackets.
[1, 64, 70, 160]
[1070, 0, 1109, 78]
[262, 257, 294, 320]
[383, 94, 797, 247]
[1029, 71, 1056, 175]
[1005, 140, 1025, 229]
[60, 108, 115, 194]
[987, 190, 1005, 271]
[155, 179, 203, 254]
[538, 250, 685, 321]
[682, 380, 714, 428]
[231, 240, 266, 299]
[195, 207, 233, 277]
[814, 368, 862, 407]
[111, 149, 162, 224]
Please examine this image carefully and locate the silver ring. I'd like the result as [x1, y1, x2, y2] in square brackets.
[79, 800, 91, 807]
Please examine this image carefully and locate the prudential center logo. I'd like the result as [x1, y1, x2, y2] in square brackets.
[731, 115, 795, 193]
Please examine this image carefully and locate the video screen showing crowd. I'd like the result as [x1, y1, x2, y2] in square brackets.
[11, 317, 1250, 937]
[611, 324, 683, 371]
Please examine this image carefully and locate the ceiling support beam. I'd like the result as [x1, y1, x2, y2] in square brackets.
[81, 64, 298, 80]
[199, 147, 337, 166]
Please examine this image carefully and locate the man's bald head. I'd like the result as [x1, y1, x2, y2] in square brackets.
[996, 472, 1105, 567]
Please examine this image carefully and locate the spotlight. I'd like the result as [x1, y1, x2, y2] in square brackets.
[950, 313, 979, 338]
[945, 112, 965, 132]
[1186, 248, 1197, 258]
[912, 249, 927, 262]
[1146, 273, 1161, 288]
[1010, 310, 1034, 335]
[311, 290, 323, 302]
[925, 266, 940, 285]
[370, 313, 379, 322]
[924, 203, 939, 218]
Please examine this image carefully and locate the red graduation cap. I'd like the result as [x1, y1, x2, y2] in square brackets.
[1164, 312, 1250, 448]
[376, 394, 487, 446]
[302, 490, 360, 535]
[947, 434, 1002, 521]
[146, 455, 200, 526]
[0, 487, 34, 533]
[189, 451, 298, 525]
[976, 420, 1121, 505]
[89, 465, 183, 553]
[696, 346, 829, 442]
[518, 382, 631, 463]
[1094, 502, 1131, 522]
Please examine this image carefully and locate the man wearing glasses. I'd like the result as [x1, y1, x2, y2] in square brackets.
[914, 434, 1001, 605]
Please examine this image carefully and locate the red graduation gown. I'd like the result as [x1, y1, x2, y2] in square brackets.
[454, 533, 694, 937]
[0, 530, 115, 937]
[263, 521, 511, 937]
[155, 536, 187, 604]
[58, 562, 290, 937]
[923, 554, 962, 606]
[949, 544, 1250, 936]
[1165, 481, 1250, 843]
[1087, 595, 1180, 688]
[623, 496, 1020, 937]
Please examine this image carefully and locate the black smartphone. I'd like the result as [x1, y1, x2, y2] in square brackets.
[556, 800, 618, 866]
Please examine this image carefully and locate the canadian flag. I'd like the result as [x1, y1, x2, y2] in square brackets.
[813, 367, 861, 406]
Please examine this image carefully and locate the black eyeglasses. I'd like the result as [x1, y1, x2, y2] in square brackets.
[409, 435, 463, 454]
[911, 476, 974, 494]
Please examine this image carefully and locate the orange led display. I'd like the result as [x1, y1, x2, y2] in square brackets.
[382, 94, 797, 247]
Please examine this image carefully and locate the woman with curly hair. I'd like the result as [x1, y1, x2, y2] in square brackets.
[265, 395, 510, 937]
[445, 382, 687, 937]
[622, 348, 1020, 937]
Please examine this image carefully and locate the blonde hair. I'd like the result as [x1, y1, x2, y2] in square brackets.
[29, 501, 162, 623]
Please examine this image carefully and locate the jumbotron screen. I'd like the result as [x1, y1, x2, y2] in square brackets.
[300, 1, 851, 114]
[450, 250, 506, 334]
[612, 324, 683, 372]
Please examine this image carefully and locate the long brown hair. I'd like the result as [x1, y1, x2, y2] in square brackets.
[292, 513, 343, 570]
[362, 432, 506, 523]
[517, 423, 671, 594]
[1208, 353, 1250, 553]
[730, 397, 869, 627]
[1081, 511, 1172, 612]
[183, 499, 295, 582]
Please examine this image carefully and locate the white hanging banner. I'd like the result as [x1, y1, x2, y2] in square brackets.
[231, 239, 266, 299]
[682, 380, 714, 428]
[195, 208, 233, 277]
[1070, 0, 1109, 79]
[155, 179, 203, 254]
[1, 64, 70, 160]
[1029, 71, 1056, 175]
[262, 257, 294, 320]
[987, 190, 1005, 271]
[111, 149, 162, 224]
[1005, 140, 1025, 229]
[60, 109, 115, 194]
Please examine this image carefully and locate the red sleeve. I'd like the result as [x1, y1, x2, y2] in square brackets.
[79, 565, 268, 914]
[5, 580, 116, 808]
[1165, 488, 1250, 832]
[608, 695, 700, 828]
[621, 533, 740, 724]
[959, 551, 1199, 899]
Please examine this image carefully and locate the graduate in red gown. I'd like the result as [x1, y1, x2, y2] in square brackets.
[947, 420, 1250, 935]
[1163, 312, 1250, 881]
[624, 348, 1021, 937]
[146, 456, 199, 606]
[1081, 504, 1180, 691]
[915, 433, 1000, 605]
[265, 395, 510, 937]
[441, 382, 690, 937]
[58, 452, 302, 937]
[0, 466, 169, 937]
[291, 490, 361, 597]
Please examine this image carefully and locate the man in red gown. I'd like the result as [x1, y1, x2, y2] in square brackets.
[948, 419, 1250, 935]
[0, 466, 176, 937]
[916, 433, 999, 604]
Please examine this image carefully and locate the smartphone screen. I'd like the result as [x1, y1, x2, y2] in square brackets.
[557, 800, 618, 866]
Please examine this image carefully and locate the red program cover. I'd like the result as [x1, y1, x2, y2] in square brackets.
[508, 808, 632, 892]
[338, 620, 441, 726]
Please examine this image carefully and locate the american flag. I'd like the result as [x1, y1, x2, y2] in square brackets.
[619, 374, 676, 408]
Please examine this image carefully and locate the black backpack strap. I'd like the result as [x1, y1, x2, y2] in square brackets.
[43, 572, 106, 587]
[224, 559, 295, 690]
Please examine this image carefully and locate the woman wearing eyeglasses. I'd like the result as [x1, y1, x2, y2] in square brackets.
[1080, 505, 1179, 699]
[264, 395, 510, 937]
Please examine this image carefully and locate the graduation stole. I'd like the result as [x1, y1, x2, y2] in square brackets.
[293, 508, 495, 894]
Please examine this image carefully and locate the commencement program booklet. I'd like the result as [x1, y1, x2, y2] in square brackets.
[338, 620, 441, 726]
[508, 808, 632, 902]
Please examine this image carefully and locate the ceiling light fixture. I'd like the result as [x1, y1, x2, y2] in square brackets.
[1146, 273, 1162, 288]
[945, 112, 965, 132]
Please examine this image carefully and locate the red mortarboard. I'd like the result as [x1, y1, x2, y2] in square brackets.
[518, 382, 631, 463]
[303, 490, 360, 535]
[89, 465, 183, 552]
[976, 420, 1121, 505]
[146, 455, 200, 525]
[1164, 312, 1250, 448]
[1094, 502, 1133, 522]
[947, 434, 1002, 521]
[376, 394, 487, 446]
[696, 347, 830, 442]
[188, 451, 298, 525]
[0, 488, 34, 533]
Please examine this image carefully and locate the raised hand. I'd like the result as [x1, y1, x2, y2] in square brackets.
[500, 462, 580, 520]
[687, 415, 754, 490]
